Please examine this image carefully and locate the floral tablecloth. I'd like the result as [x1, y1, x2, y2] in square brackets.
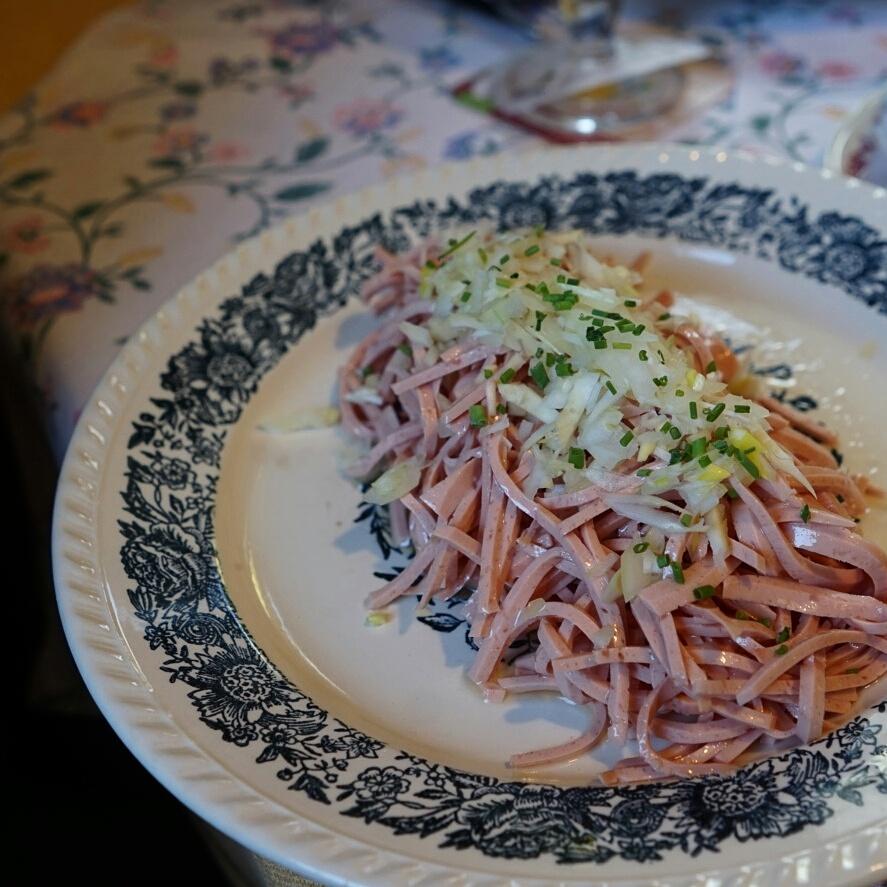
[1, 0, 885, 456]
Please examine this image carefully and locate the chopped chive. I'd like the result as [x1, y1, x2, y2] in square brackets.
[636, 468, 653, 477]
[546, 352, 557, 367]
[586, 327, 600, 341]
[510, 271, 519, 279]
[736, 451, 760, 479]
[594, 339, 607, 350]
[556, 274, 566, 283]
[591, 309, 610, 317]
[534, 224, 544, 237]
[468, 404, 487, 427]
[624, 299, 637, 307]
[760, 617, 772, 628]
[535, 310, 545, 331]
[597, 325, 615, 334]
[735, 610, 750, 620]
[524, 244, 540, 256]
[530, 362, 549, 388]
[496, 403, 507, 414]
[535, 347, 543, 358]
[688, 437, 708, 458]
[526, 283, 538, 293]
[639, 349, 649, 361]
[734, 404, 751, 413]
[612, 342, 632, 350]
[499, 254, 510, 265]
[360, 365, 373, 379]
[776, 627, 790, 644]
[845, 667, 861, 675]
[658, 312, 671, 321]
[656, 554, 670, 568]
[619, 430, 635, 447]
[616, 319, 634, 332]
[714, 426, 729, 440]
[698, 454, 712, 468]
[693, 585, 716, 600]
[483, 369, 493, 379]
[605, 380, 617, 396]
[424, 259, 437, 270]
[633, 541, 649, 553]
[566, 277, 580, 286]
[592, 317, 605, 327]
[680, 514, 693, 527]
[633, 324, 645, 336]
[669, 426, 682, 440]
[706, 403, 726, 422]
[478, 247, 488, 263]
[744, 446, 756, 454]
[568, 447, 585, 469]
[689, 402, 698, 420]
[660, 421, 672, 433]
[669, 448, 685, 465]
[460, 291, 471, 302]
[670, 563, 685, 584]
[774, 644, 789, 656]
[499, 367, 516, 384]
[398, 343, 413, 357]
[653, 376, 668, 387]
[705, 360, 717, 374]
[495, 277, 511, 288]
[800, 503, 811, 523]
[437, 230, 476, 260]
[555, 360, 574, 377]
[549, 257, 562, 266]
[657, 349, 666, 364]
[726, 486, 739, 500]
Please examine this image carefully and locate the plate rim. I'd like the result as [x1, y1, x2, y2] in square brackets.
[52, 142, 887, 887]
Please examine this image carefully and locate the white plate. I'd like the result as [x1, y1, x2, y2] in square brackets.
[53, 145, 887, 886]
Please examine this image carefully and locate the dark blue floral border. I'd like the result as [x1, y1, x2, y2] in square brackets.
[119, 170, 887, 864]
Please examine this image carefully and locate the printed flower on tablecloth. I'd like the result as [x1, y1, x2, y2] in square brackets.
[334, 98, 403, 138]
[4, 263, 99, 326]
[261, 20, 340, 60]
[758, 50, 804, 79]
[49, 100, 109, 129]
[3, 214, 50, 254]
[160, 101, 197, 121]
[148, 43, 179, 69]
[816, 60, 858, 80]
[443, 130, 502, 161]
[419, 44, 460, 72]
[151, 126, 206, 156]
[207, 141, 250, 163]
[208, 56, 259, 86]
[277, 81, 315, 108]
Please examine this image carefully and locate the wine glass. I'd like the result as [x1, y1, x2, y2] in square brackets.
[484, 0, 692, 138]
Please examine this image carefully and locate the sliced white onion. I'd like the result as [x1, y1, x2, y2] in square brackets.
[364, 459, 422, 505]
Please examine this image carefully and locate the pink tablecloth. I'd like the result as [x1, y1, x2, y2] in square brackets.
[0, 0, 885, 456]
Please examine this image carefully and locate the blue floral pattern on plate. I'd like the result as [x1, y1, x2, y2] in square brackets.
[118, 169, 887, 863]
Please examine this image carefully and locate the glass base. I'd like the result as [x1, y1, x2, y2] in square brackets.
[486, 41, 686, 138]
